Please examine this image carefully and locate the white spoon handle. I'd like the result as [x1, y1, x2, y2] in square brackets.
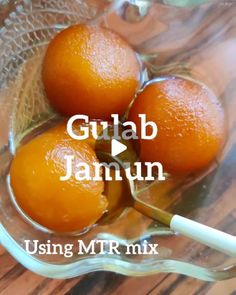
[170, 215, 236, 256]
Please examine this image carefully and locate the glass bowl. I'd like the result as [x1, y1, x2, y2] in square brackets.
[0, 0, 236, 280]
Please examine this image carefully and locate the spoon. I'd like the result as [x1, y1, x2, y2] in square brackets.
[98, 151, 236, 257]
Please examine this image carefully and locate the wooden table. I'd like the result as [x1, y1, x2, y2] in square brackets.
[0, 246, 235, 295]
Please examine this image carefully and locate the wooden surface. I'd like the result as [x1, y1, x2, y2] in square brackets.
[0, 245, 235, 295]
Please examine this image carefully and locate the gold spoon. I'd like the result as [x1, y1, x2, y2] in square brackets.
[98, 151, 236, 257]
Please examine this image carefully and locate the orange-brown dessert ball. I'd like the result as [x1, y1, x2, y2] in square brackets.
[42, 24, 140, 119]
[10, 123, 107, 233]
[128, 77, 226, 175]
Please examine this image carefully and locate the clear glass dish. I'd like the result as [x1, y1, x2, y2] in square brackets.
[0, 0, 236, 280]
